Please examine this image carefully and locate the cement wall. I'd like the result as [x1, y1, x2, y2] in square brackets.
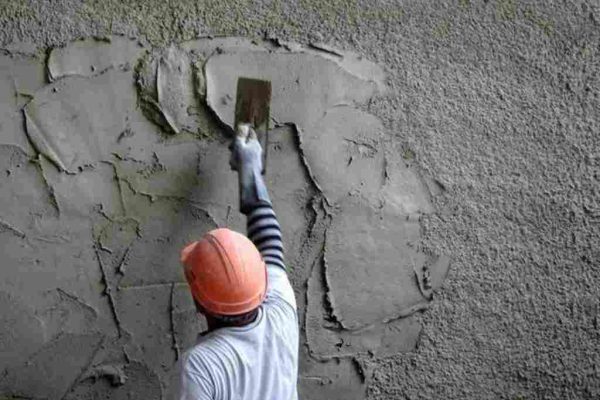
[0, 1, 599, 399]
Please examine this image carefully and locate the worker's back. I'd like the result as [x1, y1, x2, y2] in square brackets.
[180, 266, 298, 400]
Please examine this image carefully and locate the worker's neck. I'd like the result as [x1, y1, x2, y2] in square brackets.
[205, 309, 259, 331]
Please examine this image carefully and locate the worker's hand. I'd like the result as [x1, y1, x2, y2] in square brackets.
[229, 123, 271, 213]
[229, 123, 263, 173]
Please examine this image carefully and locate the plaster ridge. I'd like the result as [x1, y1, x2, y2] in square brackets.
[381, 302, 430, 324]
[30, 154, 61, 216]
[94, 244, 123, 337]
[307, 42, 344, 58]
[168, 282, 181, 361]
[0, 217, 26, 238]
[288, 123, 331, 207]
[115, 247, 131, 276]
[55, 288, 99, 318]
[23, 110, 67, 172]
[104, 161, 129, 216]
[321, 238, 345, 330]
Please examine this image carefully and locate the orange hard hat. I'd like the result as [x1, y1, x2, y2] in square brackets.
[180, 228, 267, 316]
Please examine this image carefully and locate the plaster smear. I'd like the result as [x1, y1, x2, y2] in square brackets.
[116, 285, 175, 376]
[136, 44, 220, 137]
[0, 145, 57, 228]
[0, 333, 104, 399]
[37, 287, 99, 339]
[258, 125, 317, 270]
[0, 50, 45, 155]
[325, 198, 428, 330]
[305, 256, 422, 360]
[302, 105, 386, 204]
[24, 69, 135, 172]
[64, 361, 162, 400]
[203, 43, 382, 139]
[96, 194, 219, 287]
[0, 35, 449, 400]
[0, 146, 116, 338]
[0, 291, 46, 374]
[48, 35, 145, 80]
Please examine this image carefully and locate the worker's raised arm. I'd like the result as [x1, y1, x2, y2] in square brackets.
[229, 124, 285, 272]
[229, 124, 296, 309]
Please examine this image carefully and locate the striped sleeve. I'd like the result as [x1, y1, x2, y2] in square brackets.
[246, 204, 286, 270]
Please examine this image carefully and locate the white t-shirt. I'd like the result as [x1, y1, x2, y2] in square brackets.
[180, 266, 298, 400]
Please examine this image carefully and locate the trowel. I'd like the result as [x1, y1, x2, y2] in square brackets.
[234, 77, 272, 175]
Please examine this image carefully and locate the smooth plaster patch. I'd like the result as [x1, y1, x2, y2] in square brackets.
[41, 158, 124, 218]
[0, 50, 45, 155]
[205, 49, 380, 132]
[380, 141, 437, 216]
[201, 38, 395, 208]
[48, 35, 145, 80]
[325, 196, 428, 330]
[24, 69, 135, 172]
[0, 49, 46, 97]
[182, 37, 386, 94]
[305, 257, 422, 359]
[301, 105, 386, 204]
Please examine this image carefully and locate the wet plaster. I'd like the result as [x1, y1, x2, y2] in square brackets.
[305, 254, 423, 360]
[298, 356, 367, 400]
[0, 332, 104, 399]
[136, 44, 221, 138]
[0, 146, 116, 340]
[38, 288, 99, 339]
[24, 68, 136, 172]
[261, 124, 317, 272]
[324, 196, 431, 330]
[0, 35, 447, 400]
[0, 50, 45, 156]
[0, 291, 46, 375]
[301, 106, 386, 205]
[47, 36, 145, 81]
[64, 361, 162, 400]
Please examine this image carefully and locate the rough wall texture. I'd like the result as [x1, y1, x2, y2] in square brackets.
[0, 1, 599, 399]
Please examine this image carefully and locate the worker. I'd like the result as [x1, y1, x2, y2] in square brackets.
[179, 124, 298, 400]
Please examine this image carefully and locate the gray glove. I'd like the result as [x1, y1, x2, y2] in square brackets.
[229, 124, 271, 214]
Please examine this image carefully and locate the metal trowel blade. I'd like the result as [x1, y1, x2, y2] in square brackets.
[234, 77, 272, 174]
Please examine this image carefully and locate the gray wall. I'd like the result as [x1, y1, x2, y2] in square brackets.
[0, 1, 598, 399]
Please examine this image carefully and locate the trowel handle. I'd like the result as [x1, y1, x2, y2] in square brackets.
[260, 130, 268, 175]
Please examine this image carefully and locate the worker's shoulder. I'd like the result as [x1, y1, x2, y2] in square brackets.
[265, 265, 297, 310]
[182, 335, 230, 376]
[181, 343, 210, 376]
